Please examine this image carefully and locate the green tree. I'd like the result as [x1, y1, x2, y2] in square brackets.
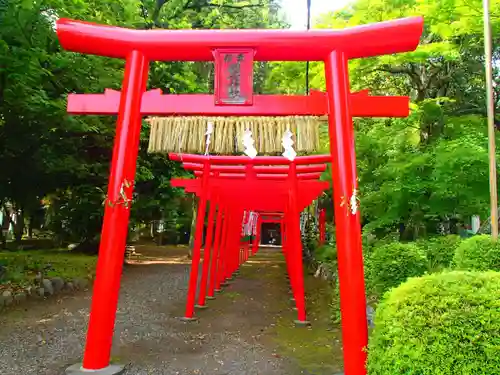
[265, 0, 500, 239]
[0, 0, 289, 249]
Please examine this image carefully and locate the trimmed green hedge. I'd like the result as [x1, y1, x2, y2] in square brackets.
[453, 235, 500, 271]
[419, 235, 461, 271]
[368, 271, 500, 375]
[365, 242, 428, 297]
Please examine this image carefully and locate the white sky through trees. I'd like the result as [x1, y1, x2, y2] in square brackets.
[282, 0, 350, 29]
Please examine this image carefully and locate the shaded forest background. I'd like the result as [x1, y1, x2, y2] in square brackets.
[0, 0, 499, 249]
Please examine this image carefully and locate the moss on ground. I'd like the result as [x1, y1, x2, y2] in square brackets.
[223, 291, 241, 300]
[241, 250, 344, 374]
[273, 275, 344, 374]
[0, 249, 97, 289]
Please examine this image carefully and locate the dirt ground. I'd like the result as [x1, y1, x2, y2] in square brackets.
[0, 246, 343, 375]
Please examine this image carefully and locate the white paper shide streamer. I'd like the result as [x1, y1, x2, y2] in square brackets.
[242, 129, 258, 159]
[350, 189, 359, 215]
[204, 121, 214, 155]
[282, 129, 297, 161]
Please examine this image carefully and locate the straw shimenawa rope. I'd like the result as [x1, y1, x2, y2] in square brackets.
[146, 116, 322, 154]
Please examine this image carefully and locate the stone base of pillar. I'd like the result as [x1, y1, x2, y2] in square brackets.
[179, 316, 198, 322]
[66, 364, 125, 375]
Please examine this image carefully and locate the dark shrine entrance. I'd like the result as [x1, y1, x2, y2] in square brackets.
[261, 222, 282, 246]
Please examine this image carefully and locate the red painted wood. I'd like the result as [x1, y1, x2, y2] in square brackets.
[193, 171, 323, 180]
[325, 51, 368, 375]
[208, 203, 223, 298]
[169, 153, 331, 165]
[197, 197, 217, 307]
[66, 89, 410, 117]
[171, 178, 329, 212]
[82, 51, 149, 370]
[182, 163, 327, 174]
[56, 17, 423, 61]
[252, 215, 262, 255]
[184, 161, 210, 319]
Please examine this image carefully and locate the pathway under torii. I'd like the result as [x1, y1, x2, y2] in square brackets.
[170, 153, 331, 324]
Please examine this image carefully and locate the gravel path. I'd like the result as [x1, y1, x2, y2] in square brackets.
[0, 246, 303, 375]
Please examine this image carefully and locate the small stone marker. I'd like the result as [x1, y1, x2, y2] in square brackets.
[51, 277, 65, 293]
[42, 279, 54, 296]
[14, 292, 27, 303]
[1, 290, 13, 306]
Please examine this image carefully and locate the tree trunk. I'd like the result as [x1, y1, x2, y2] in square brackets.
[14, 210, 24, 245]
[27, 214, 33, 239]
[0, 229, 6, 249]
[158, 213, 164, 246]
[0, 207, 6, 249]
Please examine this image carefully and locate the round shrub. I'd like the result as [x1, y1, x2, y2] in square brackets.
[365, 242, 428, 297]
[453, 234, 500, 271]
[419, 235, 461, 271]
[367, 271, 500, 375]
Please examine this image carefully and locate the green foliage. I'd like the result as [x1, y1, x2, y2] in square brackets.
[268, 0, 500, 239]
[453, 235, 500, 271]
[315, 244, 338, 264]
[45, 185, 105, 243]
[367, 271, 500, 375]
[302, 218, 319, 257]
[365, 242, 428, 297]
[419, 234, 461, 271]
[0, 249, 97, 286]
[0, 0, 287, 245]
[329, 280, 341, 324]
[356, 116, 494, 239]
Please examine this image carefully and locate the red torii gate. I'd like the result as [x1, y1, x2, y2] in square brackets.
[56, 16, 424, 375]
[170, 153, 330, 324]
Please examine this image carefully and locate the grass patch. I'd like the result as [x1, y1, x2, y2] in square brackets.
[224, 291, 241, 300]
[234, 250, 345, 373]
[272, 265, 344, 374]
[0, 249, 97, 289]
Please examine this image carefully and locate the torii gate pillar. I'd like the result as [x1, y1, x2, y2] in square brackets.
[325, 51, 367, 375]
[66, 51, 149, 375]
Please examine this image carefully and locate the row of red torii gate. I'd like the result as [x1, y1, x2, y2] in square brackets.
[169, 152, 331, 323]
[55, 15, 425, 375]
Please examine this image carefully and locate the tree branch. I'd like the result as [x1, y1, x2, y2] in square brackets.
[151, 0, 265, 29]
[185, 1, 264, 10]
[450, 106, 485, 116]
[375, 65, 412, 75]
